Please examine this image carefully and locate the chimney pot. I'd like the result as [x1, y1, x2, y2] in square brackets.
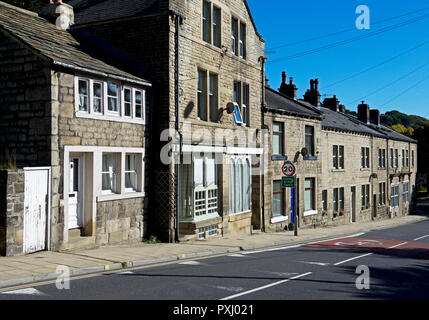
[282, 72, 287, 84]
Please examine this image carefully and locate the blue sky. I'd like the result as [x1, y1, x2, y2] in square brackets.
[247, 0, 429, 118]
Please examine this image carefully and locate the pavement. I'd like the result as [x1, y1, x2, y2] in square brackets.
[0, 203, 428, 290]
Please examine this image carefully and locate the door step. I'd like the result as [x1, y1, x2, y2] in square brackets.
[60, 232, 96, 252]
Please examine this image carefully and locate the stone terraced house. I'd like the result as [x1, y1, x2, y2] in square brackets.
[262, 73, 418, 232]
[0, 1, 151, 255]
[0, 0, 418, 256]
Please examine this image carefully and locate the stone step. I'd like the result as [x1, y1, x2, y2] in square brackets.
[60, 236, 97, 252]
[68, 228, 82, 239]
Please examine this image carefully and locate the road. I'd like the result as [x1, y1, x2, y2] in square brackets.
[1, 218, 429, 301]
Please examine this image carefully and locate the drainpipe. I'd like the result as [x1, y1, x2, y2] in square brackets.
[170, 10, 186, 243]
[259, 56, 268, 232]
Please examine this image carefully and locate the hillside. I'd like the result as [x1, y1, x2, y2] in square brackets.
[345, 109, 429, 129]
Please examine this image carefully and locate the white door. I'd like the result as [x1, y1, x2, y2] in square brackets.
[23, 169, 49, 254]
[69, 157, 83, 229]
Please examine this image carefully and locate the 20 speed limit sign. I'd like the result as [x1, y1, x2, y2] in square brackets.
[282, 161, 296, 176]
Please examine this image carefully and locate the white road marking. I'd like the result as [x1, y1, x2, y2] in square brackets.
[241, 233, 366, 255]
[298, 261, 330, 266]
[213, 286, 244, 292]
[387, 242, 408, 249]
[220, 272, 312, 300]
[414, 235, 429, 241]
[333, 253, 373, 266]
[1, 288, 47, 296]
[116, 271, 135, 275]
[228, 254, 247, 257]
[178, 261, 205, 265]
[263, 271, 299, 277]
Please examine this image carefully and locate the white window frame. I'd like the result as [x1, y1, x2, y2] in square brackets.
[77, 78, 89, 112]
[229, 155, 252, 216]
[402, 182, 409, 203]
[124, 153, 139, 193]
[74, 76, 146, 125]
[391, 185, 399, 208]
[101, 153, 120, 195]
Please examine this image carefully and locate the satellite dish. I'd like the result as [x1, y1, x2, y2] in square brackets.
[226, 102, 234, 114]
[301, 147, 308, 157]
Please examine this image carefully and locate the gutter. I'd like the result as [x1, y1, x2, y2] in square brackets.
[52, 60, 152, 87]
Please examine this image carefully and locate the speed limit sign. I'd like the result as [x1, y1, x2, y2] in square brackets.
[282, 161, 296, 176]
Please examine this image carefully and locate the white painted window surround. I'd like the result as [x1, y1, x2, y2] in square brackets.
[271, 215, 288, 224]
[74, 76, 146, 124]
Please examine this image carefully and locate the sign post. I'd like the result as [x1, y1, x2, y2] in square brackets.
[282, 161, 298, 236]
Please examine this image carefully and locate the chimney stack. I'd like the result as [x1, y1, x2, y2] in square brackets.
[304, 78, 321, 107]
[338, 104, 346, 113]
[278, 72, 297, 100]
[358, 101, 370, 124]
[39, 0, 74, 30]
[322, 95, 339, 112]
[370, 109, 381, 126]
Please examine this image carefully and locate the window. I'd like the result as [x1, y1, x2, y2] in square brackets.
[273, 122, 284, 155]
[395, 149, 398, 168]
[273, 181, 284, 217]
[231, 18, 246, 58]
[102, 153, 119, 194]
[93, 81, 103, 113]
[390, 149, 394, 168]
[361, 184, 370, 209]
[135, 89, 144, 119]
[402, 149, 405, 167]
[304, 178, 315, 211]
[107, 82, 119, 113]
[305, 126, 314, 157]
[403, 182, 409, 203]
[333, 188, 344, 213]
[229, 157, 252, 215]
[406, 150, 409, 168]
[379, 182, 386, 205]
[333, 145, 344, 169]
[78, 79, 89, 112]
[412, 150, 415, 167]
[322, 190, 328, 212]
[231, 17, 238, 55]
[75, 77, 146, 123]
[391, 185, 399, 207]
[361, 147, 369, 168]
[198, 69, 218, 123]
[202, 1, 211, 43]
[234, 81, 250, 126]
[125, 154, 138, 192]
[239, 22, 246, 59]
[195, 156, 219, 218]
[378, 148, 386, 168]
[124, 88, 132, 117]
[202, 1, 221, 48]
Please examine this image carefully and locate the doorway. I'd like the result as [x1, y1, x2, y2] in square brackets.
[68, 155, 84, 229]
[350, 186, 356, 223]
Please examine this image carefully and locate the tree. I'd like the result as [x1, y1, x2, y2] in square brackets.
[391, 123, 414, 137]
[2, 0, 45, 10]
[413, 125, 429, 174]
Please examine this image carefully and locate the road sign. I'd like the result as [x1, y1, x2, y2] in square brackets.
[282, 161, 296, 176]
[282, 176, 295, 188]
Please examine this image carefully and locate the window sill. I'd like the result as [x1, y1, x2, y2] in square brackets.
[303, 210, 318, 217]
[76, 111, 145, 125]
[360, 168, 370, 171]
[97, 192, 145, 202]
[331, 168, 345, 172]
[271, 215, 288, 224]
[229, 210, 252, 217]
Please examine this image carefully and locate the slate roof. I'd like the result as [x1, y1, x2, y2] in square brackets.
[319, 107, 416, 143]
[0, 1, 151, 86]
[65, 0, 263, 40]
[265, 87, 322, 119]
[65, 0, 162, 25]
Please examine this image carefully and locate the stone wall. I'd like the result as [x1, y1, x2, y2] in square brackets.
[0, 169, 24, 256]
[0, 29, 52, 168]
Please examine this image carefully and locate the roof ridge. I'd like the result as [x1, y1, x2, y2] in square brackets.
[0, 1, 39, 18]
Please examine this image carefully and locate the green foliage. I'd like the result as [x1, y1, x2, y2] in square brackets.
[413, 125, 429, 174]
[1, 0, 45, 10]
[390, 123, 414, 137]
[381, 110, 429, 129]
